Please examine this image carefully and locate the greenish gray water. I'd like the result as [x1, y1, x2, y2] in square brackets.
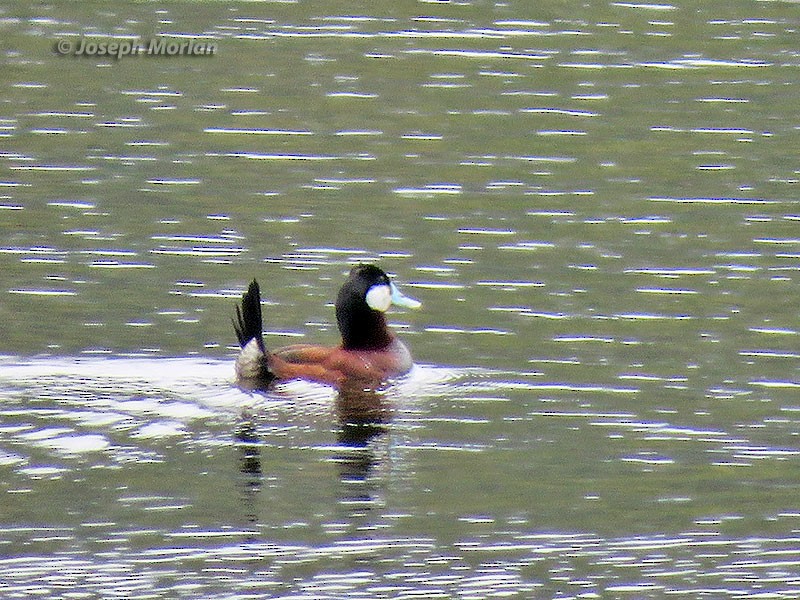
[1, 1, 799, 598]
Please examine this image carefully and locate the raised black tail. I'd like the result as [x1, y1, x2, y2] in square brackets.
[233, 279, 275, 388]
[233, 279, 265, 352]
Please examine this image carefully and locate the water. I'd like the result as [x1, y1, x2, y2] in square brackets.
[1, 1, 799, 598]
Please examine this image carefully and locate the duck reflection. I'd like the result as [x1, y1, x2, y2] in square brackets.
[335, 380, 393, 429]
[235, 417, 263, 530]
[235, 383, 397, 526]
[331, 383, 392, 512]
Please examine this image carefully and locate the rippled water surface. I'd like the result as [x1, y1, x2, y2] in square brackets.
[1, 1, 799, 598]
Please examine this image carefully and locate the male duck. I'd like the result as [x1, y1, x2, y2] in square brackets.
[233, 264, 421, 390]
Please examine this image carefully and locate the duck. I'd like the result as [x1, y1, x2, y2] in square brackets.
[233, 264, 421, 390]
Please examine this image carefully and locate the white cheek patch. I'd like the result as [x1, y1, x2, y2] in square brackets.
[365, 284, 392, 312]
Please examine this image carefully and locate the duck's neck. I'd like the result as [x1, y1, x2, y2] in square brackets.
[337, 306, 394, 351]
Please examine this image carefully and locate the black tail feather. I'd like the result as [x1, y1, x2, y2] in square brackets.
[233, 279, 265, 352]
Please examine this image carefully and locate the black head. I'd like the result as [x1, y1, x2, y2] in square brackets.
[335, 264, 421, 350]
[336, 265, 393, 351]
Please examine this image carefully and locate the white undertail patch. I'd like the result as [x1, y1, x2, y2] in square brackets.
[235, 338, 265, 380]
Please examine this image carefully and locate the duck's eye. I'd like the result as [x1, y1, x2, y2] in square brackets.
[365, 283, 392, 312]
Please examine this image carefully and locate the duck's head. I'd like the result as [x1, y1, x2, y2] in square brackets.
[336, 264, 421, 350]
